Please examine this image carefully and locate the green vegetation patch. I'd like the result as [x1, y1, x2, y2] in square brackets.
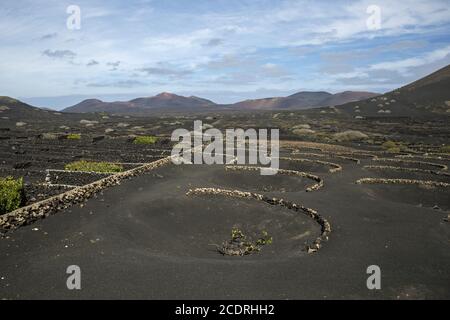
[65, 160, 123, 173]
[0, 177, 24, 214]
[133, 135, 158, 145]
[381, 140, 410, 153]
[381, 140, 397, 149]
[213, 228, 273, 256]
[67, 133, 81, 140]
[439, 145, 450, 154]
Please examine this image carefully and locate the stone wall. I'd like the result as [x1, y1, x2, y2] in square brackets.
[364, 165, 450, 177]
[372, 158, 448, 170]
[186, 187, 331, 254]
[356, 178, 450, 187]
[279, 156, 342, 173]
[225, 165, 324, 192]
[0, 156, 172, 234]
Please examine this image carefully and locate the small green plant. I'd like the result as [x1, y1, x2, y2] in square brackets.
[256, 230, 273, 246]
[65, 160, 123, 173]
[381, 140, 402, 153]
[0, 176, 24, 214]
[212, 228, 273, 256]
[439, 145, 450, 154]
[133, 135, 158, 144]
[231, 227, 245, 240]
[382, 140, 397, 149]
[67, 133, 81, 140]
[386, 147, 401, 153]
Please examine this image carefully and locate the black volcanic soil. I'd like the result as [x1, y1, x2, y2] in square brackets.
[0, 151, 449, 299]
[209, 168, 313, 192]
[0, 107, 449, 299]
[0, 121, 173, 204]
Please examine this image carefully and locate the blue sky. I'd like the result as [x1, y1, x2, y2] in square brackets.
[1, 0, 450, 109]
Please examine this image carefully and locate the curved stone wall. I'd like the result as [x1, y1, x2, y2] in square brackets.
[186, 187, 331, 254]
[225, 165, 324, 192]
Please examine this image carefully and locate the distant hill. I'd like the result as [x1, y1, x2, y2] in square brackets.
[63, 99, 137, 114]
[7, 64, 450, 118]
[229, 91, 378, 110]
[130, 92, 215, 109]
[63, 92, 217, 113]
[63, 91, 378, 114]
[0, 96, 62, 121]
[0, 96, 105, 126]
[332, 64, 450, 118]
[320, 91, 379, 107]
[229, 91, 333, 110]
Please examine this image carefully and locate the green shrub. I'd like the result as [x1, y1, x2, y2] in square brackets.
[0, 177, 24, 214]
[382, 140, 397, 149]
[67, 133, 81, 140]
[386, 147, 401, 153]
[333, 130, 369, 141]
[65, 160, 123, 173]
[215, 228, 273, 256]
[439, 145, 450, 154]
[133, 135, 158, 145]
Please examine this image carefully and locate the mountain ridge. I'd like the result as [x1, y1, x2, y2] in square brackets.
[331, 64, 450, 117]
[3, 64, 450, 118]
[62, 90, 379, 114]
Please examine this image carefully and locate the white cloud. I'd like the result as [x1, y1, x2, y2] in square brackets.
[0, 0, 449, 100]
[370, 45, 450, 72]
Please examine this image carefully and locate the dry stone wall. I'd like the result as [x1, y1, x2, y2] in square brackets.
[372, 158, 448, 170]
[356, 178, 450, 188]
[225, 165, 324, 192]
[364, 165, 450, 177]
[0, 156, 172, 234]
[279, 157, 342, 173]
[186, 187, 331, 254]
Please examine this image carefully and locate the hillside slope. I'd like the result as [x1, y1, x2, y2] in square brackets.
[333, 64, 450, 118]
[228, 91, 377, 110]
[0, 96, 64, 121]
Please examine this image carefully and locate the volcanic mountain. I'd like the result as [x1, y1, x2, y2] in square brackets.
[333, 64, 450, 117]
[8, 64, 450, 117]
[0, 96, 108, 127]
[63, 92, 216, 113]
[63, 91, 378, 114]
[0, 96, 64, 121]
[229, 91, 378, 110]
[130, 92, 215, 109]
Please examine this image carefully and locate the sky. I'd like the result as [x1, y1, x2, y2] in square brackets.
[1, 0, 450, 109]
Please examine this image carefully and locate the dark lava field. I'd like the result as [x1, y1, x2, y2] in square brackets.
[0, 110, 449, 299]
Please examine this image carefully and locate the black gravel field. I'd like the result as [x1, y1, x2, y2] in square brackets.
[0, 112, 449, 299]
